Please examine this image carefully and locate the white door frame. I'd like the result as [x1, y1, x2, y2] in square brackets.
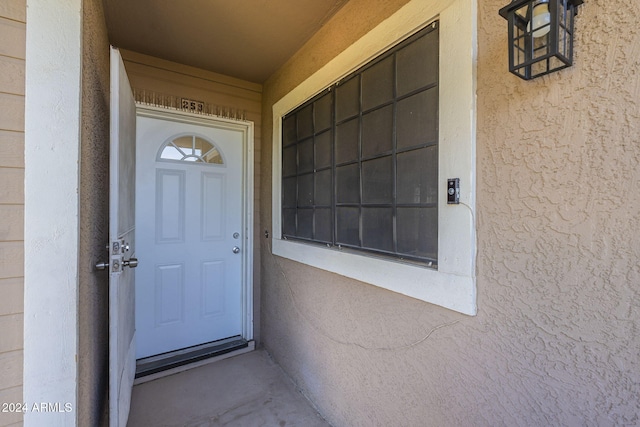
[136, 105, 255, 342]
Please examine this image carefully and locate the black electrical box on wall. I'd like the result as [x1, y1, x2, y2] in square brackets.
[447, 178, 460, 204]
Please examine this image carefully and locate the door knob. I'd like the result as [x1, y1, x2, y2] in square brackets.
[95, 261, 109, 271]
[232, 246, 240, 254]
[123, 258, 139, 268]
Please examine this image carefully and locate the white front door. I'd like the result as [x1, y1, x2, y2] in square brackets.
[108, 46, 137, 427]
[135, 109, 249, 359]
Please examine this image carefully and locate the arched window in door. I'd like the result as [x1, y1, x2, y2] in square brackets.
[158, 134, 224, 165]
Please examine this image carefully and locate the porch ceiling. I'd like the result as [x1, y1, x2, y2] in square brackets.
[102, 0, 349, 84]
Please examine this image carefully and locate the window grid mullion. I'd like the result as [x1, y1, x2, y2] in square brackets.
[357, 75, 363, 249]
[295, 113, 300, 238]
[312, 100, 317, 242]
[332, 89, 337, 247]
[392, 49, 399, 255]
[331, 89, 336, 247]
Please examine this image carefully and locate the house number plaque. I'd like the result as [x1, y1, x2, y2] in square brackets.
[181, 98, 205, 113]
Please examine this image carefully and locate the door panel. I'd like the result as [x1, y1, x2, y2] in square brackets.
[135, 114, 244, 359]
[109, 46, 137, 427]
[202, 172, 225, 240]
[156, 169, 186, 242]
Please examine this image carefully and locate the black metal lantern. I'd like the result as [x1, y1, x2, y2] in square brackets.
[499, 0, 584, 80]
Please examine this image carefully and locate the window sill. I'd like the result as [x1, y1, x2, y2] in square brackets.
[272, 238, 476, 315]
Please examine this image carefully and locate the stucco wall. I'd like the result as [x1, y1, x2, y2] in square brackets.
[79, 0, 111, 425]
[261, 0, 640, 426]
[0, 1, 25, 426]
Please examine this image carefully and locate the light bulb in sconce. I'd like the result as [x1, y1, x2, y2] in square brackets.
[529, 0, 551, 38]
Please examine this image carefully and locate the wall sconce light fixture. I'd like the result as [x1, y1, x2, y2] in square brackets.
[499, 0, 584, 80]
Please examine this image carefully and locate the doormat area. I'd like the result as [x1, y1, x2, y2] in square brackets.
[135, 336, 249, 378]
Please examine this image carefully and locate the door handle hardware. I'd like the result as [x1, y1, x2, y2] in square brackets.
[232, 246, 240, 254]
[95, 261, 109, 271]
[123, 258, 139, 268]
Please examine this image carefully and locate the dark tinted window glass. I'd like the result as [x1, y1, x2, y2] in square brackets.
[297, 174, 313, 207]
[315, 131, 332, 170]
[283, 145, 297, 177]
[283, 177, 297, 208]
[282, 208, 296, 236]
[315, 208, 332, 243]
[397, 30, 438, 96]
[336, 207, 360, 246]
[297, 208, 314, 239]
[397, 207, 437, 260]
[362, 105, 393, 158]
[397, 146, 438, 205]
[298, 139, 314, 173]
[335, 118, 359, 164]
[283, 115, 297, 147]
[362, 156, 392, 204]
[315, 169, 332, 206]
[362, 56, 394, 110]
[362, 208, 393, 252]
[315, 93, 332, 132]
[336, 76, 360, 122]
[397, 88, 438, 150]
[336, 164, 360, 204]
[282, 23, 439, 265]
[297, 104, 313, 139]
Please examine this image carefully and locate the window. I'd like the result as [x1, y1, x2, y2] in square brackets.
[282, 25, 439, 265]
[158, 134, 224, 164]
[272, 0, 477, 315]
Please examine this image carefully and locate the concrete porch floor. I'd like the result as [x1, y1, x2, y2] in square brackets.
[127, 349, 331, 427]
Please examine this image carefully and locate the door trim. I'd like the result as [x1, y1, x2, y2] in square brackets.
[136, 105, 255, 343]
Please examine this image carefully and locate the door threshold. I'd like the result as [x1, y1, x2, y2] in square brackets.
[134, 337, 254, 384]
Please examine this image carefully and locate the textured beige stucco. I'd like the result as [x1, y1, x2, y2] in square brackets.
[261, 0, 640, 425]
[79, 0, 111, 425]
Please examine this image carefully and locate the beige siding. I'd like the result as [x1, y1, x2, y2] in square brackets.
[0, 351, 22, 390]
[0, 94, 24, 133]
[0, 315, 22, 354]
[0, 278, 22, 315]
[0, 0, 25, 23]
[0, 169, 23, 204]
[0, 206, 22, 240]
[0, 243, 23, 280]
[122, 50, 264, 342]
[0, 386, 22, 425]
[0, 18, 24, 59]
[0, 2, 24, 427]
[0, 131, 23, 168]
[0, 57, 25, 96]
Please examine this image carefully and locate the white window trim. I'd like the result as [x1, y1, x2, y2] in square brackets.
[271, 0, 477, 315]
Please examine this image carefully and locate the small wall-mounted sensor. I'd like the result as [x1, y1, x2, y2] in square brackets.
[447, 178, 460, 204]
